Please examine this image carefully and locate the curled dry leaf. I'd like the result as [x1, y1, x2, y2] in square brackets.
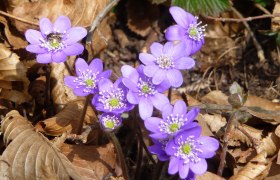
[0, 110, 81, 179]
[60, 142, 116, 180]
[229, 152, 272, 180]
[197, 171, 225, 180]
[256, 133, 280, 156]
[35, 99, 97, 136]
[0, 43, 31, 103]
[272, 0, 280, 32]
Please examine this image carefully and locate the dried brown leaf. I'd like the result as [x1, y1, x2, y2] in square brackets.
[0, 110, 81, 179]
[229, 152, 271, 180]
[61, 142, 116, 180]
[197, 171, 225, 180]
[256, 133, 280, 156]
[36, 99, 97, 136]
[272, 1, 280, 32]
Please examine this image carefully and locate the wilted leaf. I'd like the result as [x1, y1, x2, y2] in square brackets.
[229, 152, 271, 180]
[36, 100, 97, 136]
[61, 142, 116, 180]
[197, 171, 225, 180]
[0, 44, 31, 103]
[0, 110, 81, 179]
[256, 133, 280, 156]
[272, 1, 280, 32]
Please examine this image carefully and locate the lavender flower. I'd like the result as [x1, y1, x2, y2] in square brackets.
[165, 126, 219, 179]
[64, 58, 111, 96]
[144, 100, 199, 139]
[148, 138, 170, 162]
[99, 113, 122, 132]
[165, 6, 206, 55]
[121, 65, 170, 120]
[92, 78, 134, 113]
[25, 16, 87, 63]
[139, 41, 195, 87]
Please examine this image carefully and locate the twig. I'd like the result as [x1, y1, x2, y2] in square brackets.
[44, 64, 53, 117]
[236, 124, 260, 150]
[205, 13, 279, 22]
[0, 10, 39, 26]
[134, 139, 143, 180]
[77, 95, 92, 135]
[66, 124, 99, 143]
[86, 0, 120, 43]
[254, 3, 272, 15]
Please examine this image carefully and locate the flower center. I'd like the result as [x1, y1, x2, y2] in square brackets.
[156, 55, 173, 69]
[109, 98, 119, 107]
[187, 19, 206, 41]
[101, 114, 121, 131]
[99, 88, 126, 112]
[74, 69, 98, 94]
[141, 85, 150, 93]
[85, 79, 94, 87]
[40, 33, 64, 51]
[159, 114, 186, 135]
[104, 120, 115, 129]
[182, 143, 192, 154]
[169, 123, 179, 132]
[137, 77, 156, 97]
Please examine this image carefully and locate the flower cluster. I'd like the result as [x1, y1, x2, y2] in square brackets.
[25, 6, 218, 180]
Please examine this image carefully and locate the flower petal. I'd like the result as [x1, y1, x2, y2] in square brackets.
[173, 100, 187, 115]
[165, 25, 186, 41]
[89, 58, 103, 73]
[172, 42, 189, 59]
[121, 65, 139, 83]
[37, 53, 52, 63]
[166, 69, 183, 87]
[26, 44, 47, 54]
[174, 57, 195, 70]
[190, 158, 207, 175]
[162, 103, 173, 119]
[122, 78, 138, 92]
[53, 16, 71, 33]
[75, 58, 88, 76]
[144, 117, 162, 132]
[39, 18, 53, 35]
[51, 51, 67, 63]
[74, 87, 89, 96]
[169, 6, 197, 28]
[64, 27, 87, 44]
[187, 39, 204, 55]
[150, 133, 168, 139]
[165, 140, 177, 156]
[139, 53, 155, 65]
[63, 43, 84, 56]
[168, 157, 179, 175]
[98, 78, 113, 92]
[143, 65, 159, 77]
[99, 70, 112, 79]
[185, 108, 200, 123]
[175, 126, 202, 144]
[127, 90, 140, 104]
[197, 137, 219, 158]
[150, 93, 169, 111]
[163, 42, 174, 54]
[152, 69, 166, 85]
[64, 76, 76, 89]
[156, 79, 171, 92]
[139, 98, 153, 120]
[179, 160, 190, 179]
[150, 42, 163, 57]
[25, 29, 44, 44]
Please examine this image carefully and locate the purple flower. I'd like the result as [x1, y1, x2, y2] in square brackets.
[148, 138, 170, 162]
[165, 6, 206, 55]
[139, 42, 195, 87]
[144, 100, 199, 139]
[165, 126, 219, 179]
[121, 65, 170, 120]
[99, 113, 122, 132]
[64, 58, 111, 96]
[25, 16, 87, 63]
[92, 78, 134, 113]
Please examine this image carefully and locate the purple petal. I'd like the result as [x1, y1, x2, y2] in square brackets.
[39, 18, 53, 35]
[75, 58, 88, 76]
[174, 57, 195, 70]
[166, 69, 183, 87]
[98, 79, 113, 91]
[156, 79, 171, 92]
[150, 133, 168, 139]
[152, 69, 166, 85]
[185, 108, 200, 123]
[150, 93, 169, 111]
[162, 103, 173, 119]
[91, 95, 98, 105]
[197, 137, 219, 158]
[165, 140, 177, 156]
[64, 76, 76, 89]
[51, 51, 67, 63]
[139, 53, 155, 65]
[168, 157, 179, 175]
[175, 127, 202, 144]
[122, 78, 138, 92]
[165, 25, 186, 41]
[89, 58, 103, 73]
[63, 43, 84, 56]
[64, 27, 87, 44]
[121, 65, 139, 83]
[187, 39, 204, 55]
[74, 87, 89, 96]
[139, 98, 153, 120]
[163, 42, 174, 54]
[179, 160, 190, 179]
[36, 53, 52, 63]
[26, 44, 47, 54]
[190, 158, 207, 175]
[53, 16, 71, 33]
[158, 154, 169, 162]
[143, 65, 159, 77]
[169, 6, 197, 28]
[173, 100, 187, 115]
[127, 91, 140, 104]
[172, 42, 189, 59]
[25, 29, 44, 44]
[150, 42, 163, 57]
[99, 70, 112, 79]
[144, 117, 162, 132]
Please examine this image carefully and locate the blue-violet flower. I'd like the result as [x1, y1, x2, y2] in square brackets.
[148, 138, 170, 162]
[121, 65, 170, 120]
[99, 113, 122, 132]
[25, 16, 87, 63]
[165, 6, 206, 55]
[64, 58, 111, 96]
[139, 42, 195, 87]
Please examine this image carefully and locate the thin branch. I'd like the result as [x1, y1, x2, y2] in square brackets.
[86, 0, 120, 44]
[0, 10, 39, 26]
[205, 13, 279, 22]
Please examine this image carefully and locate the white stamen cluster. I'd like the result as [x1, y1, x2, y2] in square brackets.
[174, 135, 203, 164]
[159, 114, 186, 134]
[137, 77, 156, 97]
[74, 69, 98, 93]
[39, 32, 66, 52]
[99, 87, 126, 111]
[156, 54, 174, 69]
[101, 114, 120, 130]
[187, 17, 206, 41]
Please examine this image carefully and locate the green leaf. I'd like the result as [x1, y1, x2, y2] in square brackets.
[172, 0, 230, 16]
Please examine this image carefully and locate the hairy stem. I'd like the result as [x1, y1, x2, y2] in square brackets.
[77, 95, 91, 135]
